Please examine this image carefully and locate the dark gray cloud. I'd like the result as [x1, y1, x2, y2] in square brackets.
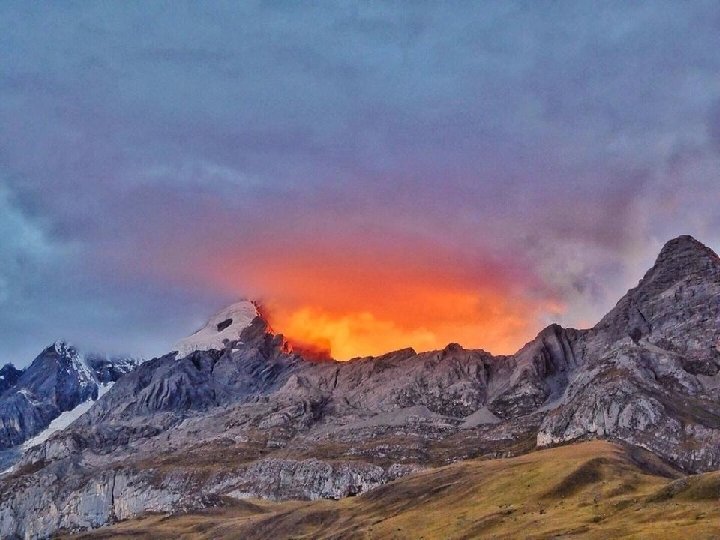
[1, 1, 720, 364]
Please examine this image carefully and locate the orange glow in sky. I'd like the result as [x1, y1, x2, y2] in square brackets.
[198, 249, 564, 360]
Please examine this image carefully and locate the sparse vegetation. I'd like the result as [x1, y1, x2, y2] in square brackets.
[63, 441, 720, 540]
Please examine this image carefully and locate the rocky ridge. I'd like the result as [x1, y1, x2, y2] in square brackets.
[0, 235, 719, 539]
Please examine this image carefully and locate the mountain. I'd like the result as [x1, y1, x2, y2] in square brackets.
[0, 342, 140, 454]
[1, 235, 719, 539]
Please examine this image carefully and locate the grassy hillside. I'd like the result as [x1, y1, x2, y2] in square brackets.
[64, 441, 720, 539]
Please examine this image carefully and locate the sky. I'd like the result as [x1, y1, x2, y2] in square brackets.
[2, 1, 720, 365]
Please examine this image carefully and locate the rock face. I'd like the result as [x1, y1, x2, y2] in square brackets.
[85, 355, 141, 385]
[0, 342, 139, 451]
[1, 235, 719, 539]
[0, 364, 23, 395]
[537, 235, 720, 470]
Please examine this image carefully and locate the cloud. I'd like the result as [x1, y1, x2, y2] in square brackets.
[0, 180, 73, 361]
[1, 2, 720, 363]
[0, 179, 230, 364]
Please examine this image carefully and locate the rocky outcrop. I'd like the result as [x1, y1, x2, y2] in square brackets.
[487, 324, 585, 418]
[0, 466, 183, 539]
[226, 459, 421, 501]
[1, 235, 719, 539]
[0, 455, 421, 539]
[0, 364, 23, 395]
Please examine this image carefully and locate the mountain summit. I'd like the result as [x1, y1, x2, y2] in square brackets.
[173, 300, 262, 356]
[654, 234, 719, 272]
[630, 234, 720, 308]
[1, 236, 720, 538]
[597, 234, 720, 351]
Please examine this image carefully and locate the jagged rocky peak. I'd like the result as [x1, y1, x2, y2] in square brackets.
[45, 340, 139, 382]
[595, 235, 720, 347]
[26, 341, 97, 394]
[172, 300, 267, 356]
[661, 234, 719, 263]
[641, 235, 720, 290]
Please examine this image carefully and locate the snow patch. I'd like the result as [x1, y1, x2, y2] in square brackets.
[21, 383, 115, 451]
[173, 301, 259, 357]
[17, 389, 38, 404]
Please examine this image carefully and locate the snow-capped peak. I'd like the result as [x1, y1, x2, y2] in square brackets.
[46, 340, 140, 389]
[173, 300, 260, 357]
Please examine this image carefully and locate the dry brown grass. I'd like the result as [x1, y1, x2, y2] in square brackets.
[63, 441, 720, 540]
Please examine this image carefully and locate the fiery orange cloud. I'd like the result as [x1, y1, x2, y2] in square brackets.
[131, 222, 564, 360]
[194, 249, 564, 360]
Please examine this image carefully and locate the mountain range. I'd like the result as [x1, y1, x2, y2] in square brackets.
[0, 234, 718, 539]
